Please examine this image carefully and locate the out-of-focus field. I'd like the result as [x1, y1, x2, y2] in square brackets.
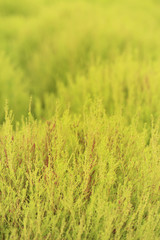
[0, 0, 160, 239]
[1, 0, 160, 123]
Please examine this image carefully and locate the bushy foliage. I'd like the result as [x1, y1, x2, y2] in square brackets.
[0, 53, 29, 123]
[0, 102, 160, 239]
[1, 0, 160, 121]
[0, 0, 160, 239]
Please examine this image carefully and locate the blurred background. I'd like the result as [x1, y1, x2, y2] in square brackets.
[0, 0, 160, 125]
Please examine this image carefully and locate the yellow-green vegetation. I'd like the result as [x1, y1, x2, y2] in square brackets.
[0, 0, 160, 239]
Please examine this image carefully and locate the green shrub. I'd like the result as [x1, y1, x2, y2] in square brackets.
[0, 101, 160, 239]
[1, 0, 160, 116]
[0, 53, 29, 123]
[0, 0, 160, 239]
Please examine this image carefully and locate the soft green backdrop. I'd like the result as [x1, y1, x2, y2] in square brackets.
[0, 0, 160, 126]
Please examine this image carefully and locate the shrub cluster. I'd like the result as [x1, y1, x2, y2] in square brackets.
[1, 0, 160, 122]
[0, 102, 160, 239]
[0, 0, 160, 239]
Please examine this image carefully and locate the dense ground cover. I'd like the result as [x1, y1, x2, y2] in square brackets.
[0, 0, 160, 239]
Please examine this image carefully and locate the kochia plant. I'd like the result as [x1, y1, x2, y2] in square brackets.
[0, 101, 159, 239]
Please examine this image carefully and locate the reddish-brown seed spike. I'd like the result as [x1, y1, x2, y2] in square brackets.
[31, 143, 35, 153]
[51, 123, 56, 131]
[45, 155, 49, 167]
[92, 138, 96, 152]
